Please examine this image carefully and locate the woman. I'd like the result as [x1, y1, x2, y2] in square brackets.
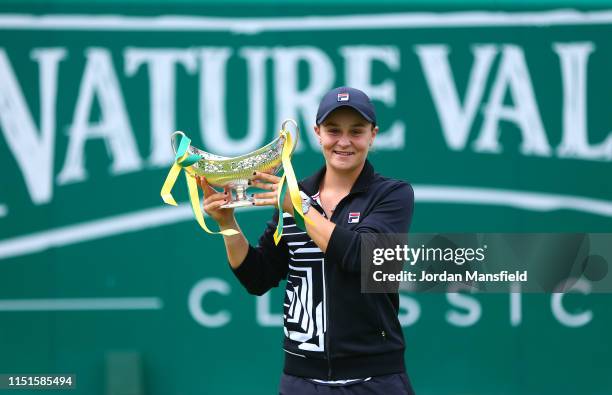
[197, 87, 415, 395]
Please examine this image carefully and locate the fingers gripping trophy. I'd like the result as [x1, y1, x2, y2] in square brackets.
[160, 120, 310, 244]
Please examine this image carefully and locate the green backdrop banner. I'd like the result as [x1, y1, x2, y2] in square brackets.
[0, 4, 611, 395]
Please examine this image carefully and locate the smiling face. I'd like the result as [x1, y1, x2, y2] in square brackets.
[314, 106, 378, 174]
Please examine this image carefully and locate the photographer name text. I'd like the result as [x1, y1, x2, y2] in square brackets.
[373, 270, 528, 283]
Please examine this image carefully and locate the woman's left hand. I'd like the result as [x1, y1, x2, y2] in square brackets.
[249, 171, 293, 214]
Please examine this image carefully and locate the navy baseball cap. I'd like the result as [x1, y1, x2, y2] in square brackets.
[316, 86, 376, 125]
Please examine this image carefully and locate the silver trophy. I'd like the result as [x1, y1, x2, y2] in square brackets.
[170, 119, 299, 208]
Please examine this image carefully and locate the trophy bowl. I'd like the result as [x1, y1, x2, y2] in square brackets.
[170, 119, 300, 208]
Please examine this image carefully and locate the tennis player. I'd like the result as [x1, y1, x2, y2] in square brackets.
[197, 87, 415, 395]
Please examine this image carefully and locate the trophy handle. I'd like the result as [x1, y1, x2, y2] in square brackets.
[281, 119, 300, 156]
[170, 130, 186, 155]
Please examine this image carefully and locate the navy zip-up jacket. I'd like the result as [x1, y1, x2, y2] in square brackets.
[231, 160, 414, 380]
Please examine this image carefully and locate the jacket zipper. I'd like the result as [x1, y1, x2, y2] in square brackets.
[324, 194, 354, 380]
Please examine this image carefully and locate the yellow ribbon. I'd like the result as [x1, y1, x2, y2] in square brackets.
[273, 129, 312, 245]
[160, 151, 189, 207]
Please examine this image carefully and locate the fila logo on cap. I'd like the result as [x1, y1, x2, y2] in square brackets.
[348, 212, 360, 223]
[337, 92, 350, 102]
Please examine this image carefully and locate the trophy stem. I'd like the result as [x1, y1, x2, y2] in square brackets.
[221, 183, 253, 209]
[235, 185, 247, 202]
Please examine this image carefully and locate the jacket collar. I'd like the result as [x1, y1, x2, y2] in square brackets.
[299, 159, 376, 196]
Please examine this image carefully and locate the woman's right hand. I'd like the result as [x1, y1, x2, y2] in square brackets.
[196, 176, 235, 227]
